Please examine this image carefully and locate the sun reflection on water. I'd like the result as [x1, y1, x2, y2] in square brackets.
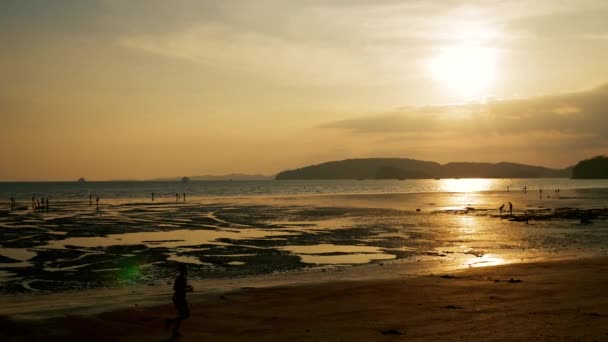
[439, 178, 495, 193]
[466, 254, 506, 268]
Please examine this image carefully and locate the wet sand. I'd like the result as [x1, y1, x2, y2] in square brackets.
[2, 188, 608, 293]
[1, 188, 608, 340]
[1, 257, 607, 341]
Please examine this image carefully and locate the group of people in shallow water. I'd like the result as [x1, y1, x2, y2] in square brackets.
[534, 187, 561, 199]
[499, 201, 514, 215]
[88, 194, 100, 207]
[8, 196, 50, 212]
[518, 186, 559, 196]
[499, 187, 562, 215]
[8, 195, 96, 212]
[8, 192, 190, 212]
[32, 196, 49, 212]
[151, 192, 187, 203]
[153, 192, 187, 203]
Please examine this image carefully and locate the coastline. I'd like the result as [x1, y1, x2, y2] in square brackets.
[2, 256, 607, 341]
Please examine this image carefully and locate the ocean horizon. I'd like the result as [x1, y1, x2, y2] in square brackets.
[3, 178, 608, 201]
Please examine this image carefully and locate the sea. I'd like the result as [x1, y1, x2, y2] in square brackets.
[1, 178, 608, 295]
[2, 178, 608, 200]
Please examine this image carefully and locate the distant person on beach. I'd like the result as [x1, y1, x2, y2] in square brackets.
[539, 189, 543, 199]
[166, 263, 193, 338]
[96, 196, 99, 210]
[152, 192, 155, 201]
[183, 192, 186, 203]
[10, 197, 15, 210]
[89, 194, 93, 206]
[508, 201, 513, 215]
[499, 204, 505, 215]
[507, 186, 510, 192]
[176, 193, 179, 203]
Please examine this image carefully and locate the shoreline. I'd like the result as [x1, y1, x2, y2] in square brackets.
[1, 256, 607, 340]
[0, 251, 601, 318]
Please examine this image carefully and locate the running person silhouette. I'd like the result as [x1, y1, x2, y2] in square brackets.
[166, 263, 193, 339]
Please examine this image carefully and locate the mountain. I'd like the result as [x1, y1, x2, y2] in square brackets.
[153, 174, 273, 181]
[275, 158, 572, 180]
[440, 162, 569, 178]
[572, 156, 608, 179]
[276, 158, 440, 180]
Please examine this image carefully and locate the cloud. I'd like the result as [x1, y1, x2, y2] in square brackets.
[319, 84, 608, 166]
[14, 0, 601, 90]
[507, 6, 608, 39]
[118, 23, 392, 87]
[322, 84, 608, 133]
[111, 1, 516, 87]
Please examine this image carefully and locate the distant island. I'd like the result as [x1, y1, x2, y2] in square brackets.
[275, 158, 572, 180]
[152, 174, 273, 181]
[572, 156, 608, 179]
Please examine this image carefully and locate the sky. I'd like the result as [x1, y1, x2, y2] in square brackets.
[1, 0, 607, 181]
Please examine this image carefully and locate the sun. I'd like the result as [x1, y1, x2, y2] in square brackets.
[430, 44, 498, 99]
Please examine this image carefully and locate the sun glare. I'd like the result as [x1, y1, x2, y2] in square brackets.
[430, 44, 497, 99]
[439, 178, 493, 193]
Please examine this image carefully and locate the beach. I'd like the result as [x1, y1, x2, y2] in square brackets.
[1, 257, 607, 341]
[2, 187, 608, 293]
[5, 0, 608, 339]
[1, 180, 608, 340]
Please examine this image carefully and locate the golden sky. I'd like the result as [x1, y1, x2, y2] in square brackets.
[1, 0, 608, 180]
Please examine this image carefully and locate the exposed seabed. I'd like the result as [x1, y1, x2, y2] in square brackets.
[0, 189, 607, 295]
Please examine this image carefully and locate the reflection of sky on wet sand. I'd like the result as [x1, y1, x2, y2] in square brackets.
[298, 253, 396, 264]
[167, 254, 210, 266]
[282, 244, 381, 254]
[0, 270, 16, 281]
[281, 244, 396, 264]
[45, 229, 297, 249]
[227, 261, 246, 266]
[0, 261, 33, 269]
[465, 254, 507, 268]
[0, 248, 37, 261]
